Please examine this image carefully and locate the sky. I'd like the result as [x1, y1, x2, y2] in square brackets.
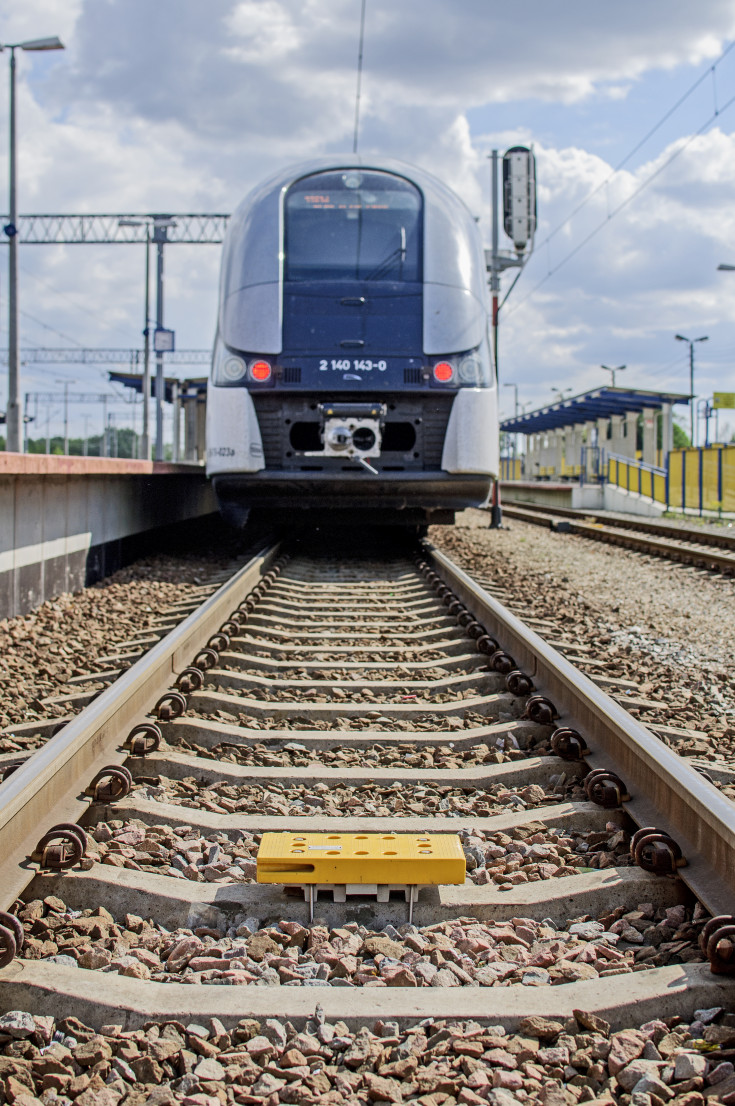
[2, 0, 735, 442]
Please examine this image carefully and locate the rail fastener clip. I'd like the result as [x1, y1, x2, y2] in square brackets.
[257, 832, 466, 921]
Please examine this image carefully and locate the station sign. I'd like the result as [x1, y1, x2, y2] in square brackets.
[502, 146, 537, 253]
[713, 392, 735, 409]
[154, 327, 175, 353]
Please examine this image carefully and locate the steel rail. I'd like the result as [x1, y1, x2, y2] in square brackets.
[502, 503, 735, 572]
[0, 541, 280, 908]
[426, 541, 735, 916]
[502, 499, 735, 551]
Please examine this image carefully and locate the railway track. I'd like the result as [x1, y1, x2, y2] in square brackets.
[501, 503, 735, 574]
[1, 537, 735, 1102]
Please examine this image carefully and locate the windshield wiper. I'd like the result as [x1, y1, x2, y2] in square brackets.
[363, 226, 407, 281]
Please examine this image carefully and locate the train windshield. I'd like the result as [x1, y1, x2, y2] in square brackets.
[285, 170, 422, 282]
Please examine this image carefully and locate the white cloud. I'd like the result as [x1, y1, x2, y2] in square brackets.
[225, 1, 303, 62]
[1, 0, 735, 439]
[499, 127, 735, 409]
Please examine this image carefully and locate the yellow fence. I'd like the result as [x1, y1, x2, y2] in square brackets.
[607, 455, 667, 505]
[608, 446, 735, 513]
[499, 457, 522, 481]
[667, 446, 735, 513]
[503, 445, 735, 513]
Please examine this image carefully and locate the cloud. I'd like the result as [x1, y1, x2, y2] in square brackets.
[2, 0, 735, 438]
[499, 127, 735, 407]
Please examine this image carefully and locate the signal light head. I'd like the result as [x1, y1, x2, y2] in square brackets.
[433, 360, 454, 383]
[250, 359, 272, 382]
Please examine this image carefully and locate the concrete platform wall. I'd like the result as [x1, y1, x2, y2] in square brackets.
[501, 480, 665, 517]
[0, 454, 218, 619]
[501, 482, 603, 511]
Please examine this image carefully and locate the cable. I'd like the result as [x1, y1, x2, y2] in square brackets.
[352, 0, 367, 154]
[539, 41, 735, 251]
[19, 263, 135, 342]
[19, 309, 83, 346]
[507, 90, 735, 317]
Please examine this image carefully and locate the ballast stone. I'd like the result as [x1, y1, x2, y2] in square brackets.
[0, 1011, 35, 1038]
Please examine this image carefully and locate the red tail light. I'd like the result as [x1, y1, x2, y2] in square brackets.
[433, 361, 454, 383]
[250, 360, 272, 382]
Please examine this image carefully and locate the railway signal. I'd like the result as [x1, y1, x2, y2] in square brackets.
[502, 146, 537, 254]
[486, 144, 537, 528]
[486, 145, 537, 375]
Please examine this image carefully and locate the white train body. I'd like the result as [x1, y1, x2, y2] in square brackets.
[206, 155, 499, 525]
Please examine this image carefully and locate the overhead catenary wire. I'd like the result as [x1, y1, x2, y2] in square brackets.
[506, 89, 735, 318]
[538, 40, 735, 253]
[19, 263, 135, 342]
[352, 0, 367, 154]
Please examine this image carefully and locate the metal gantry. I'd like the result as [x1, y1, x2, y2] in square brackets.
[24, 389, 137, 457]
[5, 347, 211, 365]
[1, 211, 227, 457]
[0, 213, 229, 244]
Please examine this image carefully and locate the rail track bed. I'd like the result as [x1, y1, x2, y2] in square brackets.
[501, 502, 735, 574]
[1, 537, 735, 1104]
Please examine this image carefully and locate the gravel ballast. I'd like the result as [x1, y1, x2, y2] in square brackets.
[431, 511, 735, 769]
[0, 549, 240, 745]
[1, 1001, 734, 1105]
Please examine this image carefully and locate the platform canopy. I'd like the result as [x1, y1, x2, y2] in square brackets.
[108, 371, 207, 403]
[501, 386, 691, 435]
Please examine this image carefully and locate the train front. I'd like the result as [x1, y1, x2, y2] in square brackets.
[207, 157, 499, 526]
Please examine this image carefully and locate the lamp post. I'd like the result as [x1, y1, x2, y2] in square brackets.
[503, 381, 519, 417]
[601, 364, 626, 387]
[118, 215, 176, 460]
[2, 35, 64, 453]
[551, 387, 572, 401]
[696, 398, 713, 447]
[55, 378, 75, 454]
[503, 382, 519, 465]
[118, 219, 152, 459]
[675, 334, 708, 446]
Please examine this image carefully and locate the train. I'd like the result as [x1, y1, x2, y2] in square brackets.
[206, 155, 499, 527]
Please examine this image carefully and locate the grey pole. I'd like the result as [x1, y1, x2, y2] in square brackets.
[675, 334, 708, 447]
[63, 381, 69, 454]
[6, 47, 20, 453]
[172, 380, 180, 462]
[3, 36, 64, 452]
[490, 150, 500, 376]
[601, 364, 626, 388]
[142, 227, 151, 459]
[101, 395, 108, 457]
[685, 347, 689, 446]
[503, 381, 518, 464]
[154, 229, 165, 461]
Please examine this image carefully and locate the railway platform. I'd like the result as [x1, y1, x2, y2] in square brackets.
[0, 452, 216, 619]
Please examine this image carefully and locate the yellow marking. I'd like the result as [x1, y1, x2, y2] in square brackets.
[256, 832, 466, 885]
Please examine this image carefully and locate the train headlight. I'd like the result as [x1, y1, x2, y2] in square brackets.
[221, 356, 247, 382]
[249, 359, 272, 382]
[433, 361, 455, 383]
[458, 355, 482, 384]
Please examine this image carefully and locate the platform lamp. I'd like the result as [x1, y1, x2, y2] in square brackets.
[118, 216, 177, 460]
[675, 334, 708, 447]
[601, 364, 626, 387]
[503, 382, 519, 464]
[118, 218, 152, 459]
[2, 35, 65, 454]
